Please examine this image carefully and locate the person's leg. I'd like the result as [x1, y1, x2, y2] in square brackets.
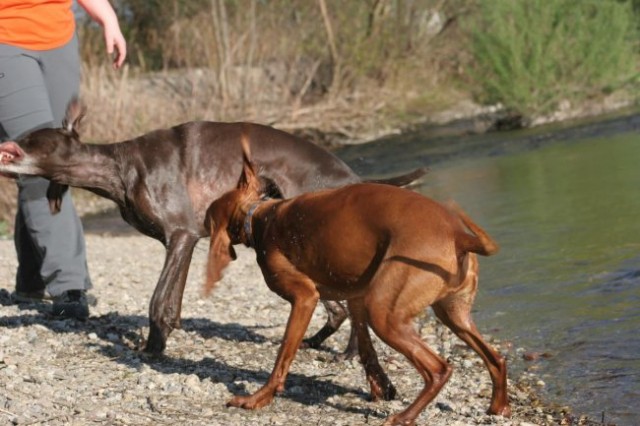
[16, 176, 91, 296]
[0, 39, 92, 318]
[39, 35, 93, 297]
[0, 43, 57, 298]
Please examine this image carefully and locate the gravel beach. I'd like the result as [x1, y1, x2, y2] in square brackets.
[0, 210, 573, 426]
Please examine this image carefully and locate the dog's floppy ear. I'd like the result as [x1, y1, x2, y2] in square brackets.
[203, 214, 237, 296]
[62, 97, 86, 134]
[47, 182, 69, 214]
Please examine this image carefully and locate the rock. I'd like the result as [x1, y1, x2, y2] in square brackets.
[436, 402, 455, 412]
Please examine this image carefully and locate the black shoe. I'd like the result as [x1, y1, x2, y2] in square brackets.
[52, 290, 90, 320]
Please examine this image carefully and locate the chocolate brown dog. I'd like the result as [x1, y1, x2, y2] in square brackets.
[203, 137, 510, 425]
[0, 99, 426, 354]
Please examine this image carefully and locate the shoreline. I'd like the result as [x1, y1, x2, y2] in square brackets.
[292, 96, 638, 151]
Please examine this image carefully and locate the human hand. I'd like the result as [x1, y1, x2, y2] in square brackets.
[77, 0, 127, 69]
[103, 23, 127, 69]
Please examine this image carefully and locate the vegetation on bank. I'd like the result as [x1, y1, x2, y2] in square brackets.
[469, 0, 639, 118]
[76, 0, 639, 141]
[0, 0, 639, 231]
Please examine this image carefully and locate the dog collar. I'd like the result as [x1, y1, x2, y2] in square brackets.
[243, 197, 270, 247]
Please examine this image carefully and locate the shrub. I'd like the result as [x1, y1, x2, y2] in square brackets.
[467, 0, 639, 117]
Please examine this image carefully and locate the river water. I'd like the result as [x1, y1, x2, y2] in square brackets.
[336, 112, 640, 425]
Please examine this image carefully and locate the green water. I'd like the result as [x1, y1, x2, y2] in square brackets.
[337, 117, 640, 425]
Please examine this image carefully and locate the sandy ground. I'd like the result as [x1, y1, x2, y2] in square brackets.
[0, 211, 575, 426]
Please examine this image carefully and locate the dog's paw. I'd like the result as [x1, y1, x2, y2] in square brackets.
[383, 382, 397, 401]
[369, 376, 397, 402]
[487, 403, 512, 418]
[382, 414, 416, 426]
[300, 337, 321, 350]
[226, 390, 274, 410]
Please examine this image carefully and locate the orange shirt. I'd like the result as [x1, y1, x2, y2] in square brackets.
[0, 0, 75, 50]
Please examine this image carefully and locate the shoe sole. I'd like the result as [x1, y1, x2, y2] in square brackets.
[11, 292, 52, 304]
[12, 292, 97, 306]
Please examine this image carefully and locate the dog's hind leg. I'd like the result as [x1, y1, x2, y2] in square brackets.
[364, 268, 453, 425]
[367, 308, 452, 425]
[347, 298, 396, 401]
[431, 258, 511, 416]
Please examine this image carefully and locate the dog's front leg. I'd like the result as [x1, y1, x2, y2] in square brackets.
[145, 230, 199, 354]
[228, 273, 319, 410]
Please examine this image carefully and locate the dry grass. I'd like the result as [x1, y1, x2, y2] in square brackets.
[75, 0, 466, 142]
[78, 54, 457, 144]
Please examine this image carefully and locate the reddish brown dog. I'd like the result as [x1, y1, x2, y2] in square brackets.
[203, 137, 511, 425]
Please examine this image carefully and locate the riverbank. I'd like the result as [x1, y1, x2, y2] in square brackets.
[1, 227, 585, 426]
[290, 92, 637, 150]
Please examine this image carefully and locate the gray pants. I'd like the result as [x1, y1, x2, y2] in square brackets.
[0, 35, 92, 296]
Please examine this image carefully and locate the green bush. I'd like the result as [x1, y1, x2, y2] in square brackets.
[467, 0, 639, 117]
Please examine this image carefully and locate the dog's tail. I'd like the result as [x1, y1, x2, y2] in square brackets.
[366, 167, 428, 188]
[448, 202, 499, 257]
